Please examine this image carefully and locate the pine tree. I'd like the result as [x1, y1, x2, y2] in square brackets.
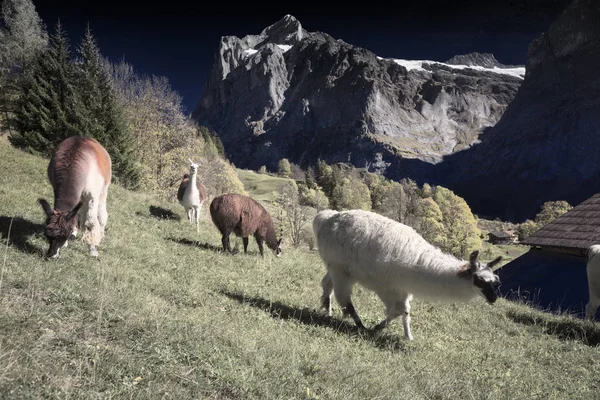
[75, 25, 139, 188]
[10, 21, 79, 155]
[0, 0, 48, 129]
[210, 131, 225, 157]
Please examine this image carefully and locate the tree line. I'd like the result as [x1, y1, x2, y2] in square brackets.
[0, 0, 242, 198]
[268, 158, 481, 258]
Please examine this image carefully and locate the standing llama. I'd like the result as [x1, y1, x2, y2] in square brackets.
[585, 244, 600, 320]
[177, 159, 207, 232]
[210, 193, 282, 257]
[313, 209, 502, 340]
[39, 136, 112, 258]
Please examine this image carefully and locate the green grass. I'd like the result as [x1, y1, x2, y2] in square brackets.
[1, 136, 600, 399]
[237, 169, 296, 202]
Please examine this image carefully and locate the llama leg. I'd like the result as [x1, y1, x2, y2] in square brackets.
[187, 208, 193, 224]
[97, 184, 109, 242]
[242, 237, 249, 254]
[196, 203, 202, 232]
[82, 197, 101, 257]
[402, 295, 413, 340]
[330, 270, 363, 328]
[255, 235, 265, 257]
[221, 233, 232, 253]
[373, 291, 407, 331]
[320, 271, 333, 316]
[585, 295, 599, 320]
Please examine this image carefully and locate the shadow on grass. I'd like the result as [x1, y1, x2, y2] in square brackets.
[0, 216, 44, 255]
[506, 309, 600, 347]
[149, 205, 181, 221]
[219, 289, 409, 352]
[166, 237, 226, 253]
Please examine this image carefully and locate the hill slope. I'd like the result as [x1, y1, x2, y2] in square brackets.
[0, 136, 599, 398]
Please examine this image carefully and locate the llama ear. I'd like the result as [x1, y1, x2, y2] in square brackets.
[67, 202, 83, 220]
[487, 256, 502, 269]
[188, 158, 194, 165]
[278, 238, 283, 246]
[469, 250, 480, 263]
[469, 250, 480, 270]
[39, 198, 53, 218]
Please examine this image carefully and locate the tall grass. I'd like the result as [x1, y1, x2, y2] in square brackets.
[0, 136, 599, 399]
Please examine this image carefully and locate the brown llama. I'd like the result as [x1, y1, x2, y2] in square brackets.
[210, 193, 282, 257]
[39, 136, 112, 258]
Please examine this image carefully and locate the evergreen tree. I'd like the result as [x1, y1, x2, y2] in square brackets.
[75, 25, 139, 188]
[10, 21, 79, 154]
[305, 166, 316, 189]
[277, 158, 291, 178]
[210, 132, 225, 157]
[0, 0, 48, 128]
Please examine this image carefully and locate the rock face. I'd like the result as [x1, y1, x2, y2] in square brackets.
[446, 52, 522, 68]
[193, 15, 524, 175]
[443, 0, 600, 221]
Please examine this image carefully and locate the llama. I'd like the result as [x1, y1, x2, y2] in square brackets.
[585, 244, 600, 320]
[177, 159, 207, 233]
[210, 193, 282, 257]
[39, 136, 112, 258]
[313, 209, 501, 340]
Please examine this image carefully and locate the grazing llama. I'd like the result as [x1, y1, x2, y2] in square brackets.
[313, 209, 501, 340]
[210, 193, 282, 257]
[39, 136, 111, 258]
[177, 159, 207, 232]
[585, 244, 600, 320]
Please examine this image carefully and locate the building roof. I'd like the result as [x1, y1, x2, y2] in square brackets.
[489, 231, 514, 239]
[521, 193, 600, 251]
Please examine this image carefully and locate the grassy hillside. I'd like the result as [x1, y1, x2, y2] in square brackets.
[237, 169, 296, 202]
[1, 136, 599, 399]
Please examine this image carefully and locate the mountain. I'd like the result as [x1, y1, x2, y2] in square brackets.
[443, 0, 600, 221]
[192, 15, 524, 175]
[445, 52, 522, 69]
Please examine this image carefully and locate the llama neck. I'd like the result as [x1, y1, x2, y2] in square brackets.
[54, 187, 81, 212]
[403, 259, 477, 303]
[264, 224, 279, 250]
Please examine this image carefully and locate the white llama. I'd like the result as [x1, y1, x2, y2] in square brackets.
[177, 159, 207, 233]
[585, 244, 600, 320]
[313, 209, 502, 340]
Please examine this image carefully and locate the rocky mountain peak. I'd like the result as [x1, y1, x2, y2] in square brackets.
[258, 14, 306, 45]
[445, 52, 506, 68]
[194, 14, 524, 199]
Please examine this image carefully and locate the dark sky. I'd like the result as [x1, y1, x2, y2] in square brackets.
[32, 0, 571, 113]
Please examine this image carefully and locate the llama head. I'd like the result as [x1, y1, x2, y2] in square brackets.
[467, 250, 502, 304]
[188, 158, 199, 175]
[39, 198, 82, 259]
[275, 238, 283, 257]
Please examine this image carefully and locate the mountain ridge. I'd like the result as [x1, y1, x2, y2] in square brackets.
[192, 15, 523, 177]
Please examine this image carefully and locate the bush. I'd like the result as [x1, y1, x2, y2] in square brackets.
[277, 158, 291, 178]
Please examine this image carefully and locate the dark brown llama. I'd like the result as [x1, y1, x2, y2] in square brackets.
[210, 194, 282, 257]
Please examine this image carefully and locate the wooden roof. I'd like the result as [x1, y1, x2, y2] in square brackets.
[489, 231, 514, 239]
[521, 193, 600, 251]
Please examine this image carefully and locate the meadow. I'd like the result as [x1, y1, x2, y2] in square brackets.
[1, 135, 599, 399]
